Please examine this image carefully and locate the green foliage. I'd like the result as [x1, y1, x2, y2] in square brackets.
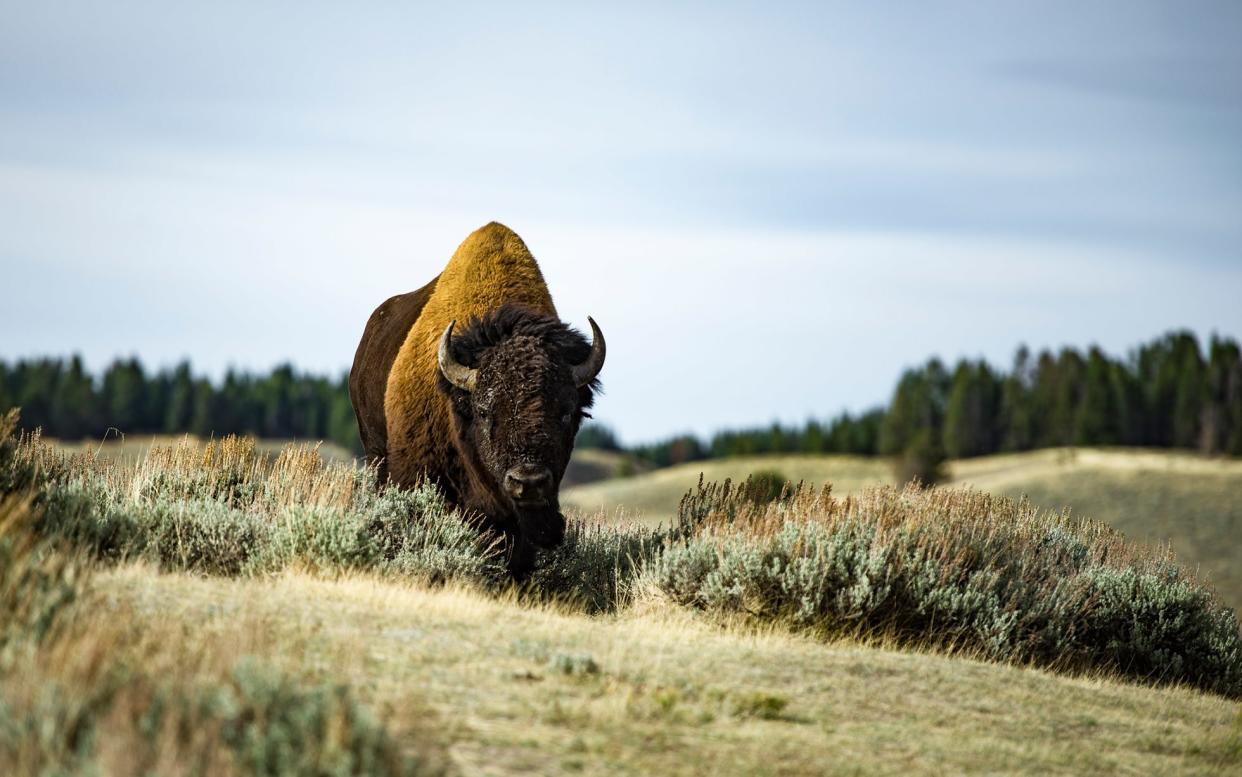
[575, 422, 622, 451]
[881, 359, 950, 456]
[0, 658, 442, 777]
[943, 361, 1002, 458]
[4, 411, 1240, 701]
[1, 428, 503, 588]
[635, 411, 884, 468]
[730, 692, 789, 721]
[1, 356, 362, 453]
[530, 519, 665, 612]
[893, 429, 947, 487]
[645, 482, 1242, 698]
[546, 653, 600, 676]
[743, 469, 789, 505]
[628, 331, 1242, 469]
[212, 660, 439, 777]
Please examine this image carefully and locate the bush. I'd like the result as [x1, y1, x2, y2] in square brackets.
[0, 655, 445, 777]
[0, 497, 82, 672]
[893, 429, 946, 486]
[529, 519, 665, 612]
[5, 411, 1239, 699]
[743, 469, 790, 506]
[644, 481, 1242, 698]
[0, 424, 504, 588]
[0, 437, 446, 777]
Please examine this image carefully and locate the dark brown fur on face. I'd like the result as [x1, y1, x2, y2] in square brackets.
[438, 305, 598, 572]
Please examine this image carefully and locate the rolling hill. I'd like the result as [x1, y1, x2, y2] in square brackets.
[562, 448, 1242, 613]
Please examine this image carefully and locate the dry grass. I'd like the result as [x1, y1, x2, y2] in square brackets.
[562, 454, 891, 524]
[5, 418, 1242, 774]
[0, 496, 449, 777]
[96, 566, 1242, 776]
[46, 433, 358, 466]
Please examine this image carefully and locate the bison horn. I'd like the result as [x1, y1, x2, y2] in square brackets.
[572, 317, 606, 387]
[437, 320, 478, 392]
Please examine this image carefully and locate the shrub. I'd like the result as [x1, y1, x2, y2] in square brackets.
[0, 497, 82, 672]
[893, 429, 946, 486]
[0, 444, 447, 776]
[5, 412, 1240, 699]
[743, 469, 790, 506]
[644, 481, 1242, 698]
[0, 655, 445, 777]
[529, 519, 665, 612]
[0, 422, 503, 588]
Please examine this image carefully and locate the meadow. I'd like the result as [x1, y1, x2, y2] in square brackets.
[3, 416, 1241, 775]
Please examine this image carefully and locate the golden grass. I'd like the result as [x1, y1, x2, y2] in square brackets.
[46, 433, 358, 466]
[562, 453, 892, 524]
[93, 566, 1242, 776]
[6, 424, 1241, 774]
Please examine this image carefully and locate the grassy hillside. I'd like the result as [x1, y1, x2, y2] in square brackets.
[46, 432, 359, 465]
[88, 567, 1238, 777]
[952, 449, 1242, 620]
[6, 424, 1240, 775]
[562, 447, 651, 488]
[563, 454, 891, 520]
[562, 448, 1242, 613]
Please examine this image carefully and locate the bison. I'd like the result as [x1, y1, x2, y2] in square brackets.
[349, 222, 605, 577]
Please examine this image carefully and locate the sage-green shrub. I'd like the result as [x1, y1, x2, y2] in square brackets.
[4, 413, 1239, 698]
[645, 479, 1242, 698]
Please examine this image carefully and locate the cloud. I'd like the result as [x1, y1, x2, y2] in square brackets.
[2, 1, 1241, 442]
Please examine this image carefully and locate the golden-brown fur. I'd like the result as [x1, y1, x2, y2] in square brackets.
[382, 222, 557, 490]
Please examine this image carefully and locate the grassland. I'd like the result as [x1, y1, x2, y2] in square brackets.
[90, 567, 1240, 776]
[562, 454, 891, 520]
[562, 448, 1242, 613]
[46, 433, 358, 465]
[8, 425, 1241, 775]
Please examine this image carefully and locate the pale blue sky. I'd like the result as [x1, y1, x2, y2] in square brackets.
[2, 2, 1240, 442]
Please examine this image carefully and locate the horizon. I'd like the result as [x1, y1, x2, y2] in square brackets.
[4, 324, 1236, 449]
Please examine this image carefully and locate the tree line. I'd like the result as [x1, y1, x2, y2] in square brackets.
[4, 330, 1240, 469]
[623, 410, 886, 468]
[0, 356, 360, 452]
[602, 330, 1242, 472]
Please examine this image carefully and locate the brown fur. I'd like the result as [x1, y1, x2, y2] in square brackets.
[382, 223, 556, 494]
[348, 277, 438, 483]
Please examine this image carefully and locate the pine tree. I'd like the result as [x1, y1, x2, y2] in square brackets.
[1171, 335, 1206, 449]
[164, 362, 195, 434]
[51, 355, 97, 439]
[943, 360, 1001, 459]
[1000, 346, 1034, 451]
[1075, 347, 1121, 445]
[100, 358, 147, 434]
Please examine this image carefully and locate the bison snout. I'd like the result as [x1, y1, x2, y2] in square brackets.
[504, 464, 553, 503]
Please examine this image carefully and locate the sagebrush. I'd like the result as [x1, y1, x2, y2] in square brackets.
[650, 477, 1242, 697]
[3, 410, 1240, 699]
[0, 413, 449, 776]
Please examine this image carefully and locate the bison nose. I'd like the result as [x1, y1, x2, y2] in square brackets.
[504, 465, 553, 502]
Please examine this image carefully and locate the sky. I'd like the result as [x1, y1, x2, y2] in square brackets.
[2, 1, 1241, 444]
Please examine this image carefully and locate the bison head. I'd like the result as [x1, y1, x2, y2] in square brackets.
[436, 305, 604, 563]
